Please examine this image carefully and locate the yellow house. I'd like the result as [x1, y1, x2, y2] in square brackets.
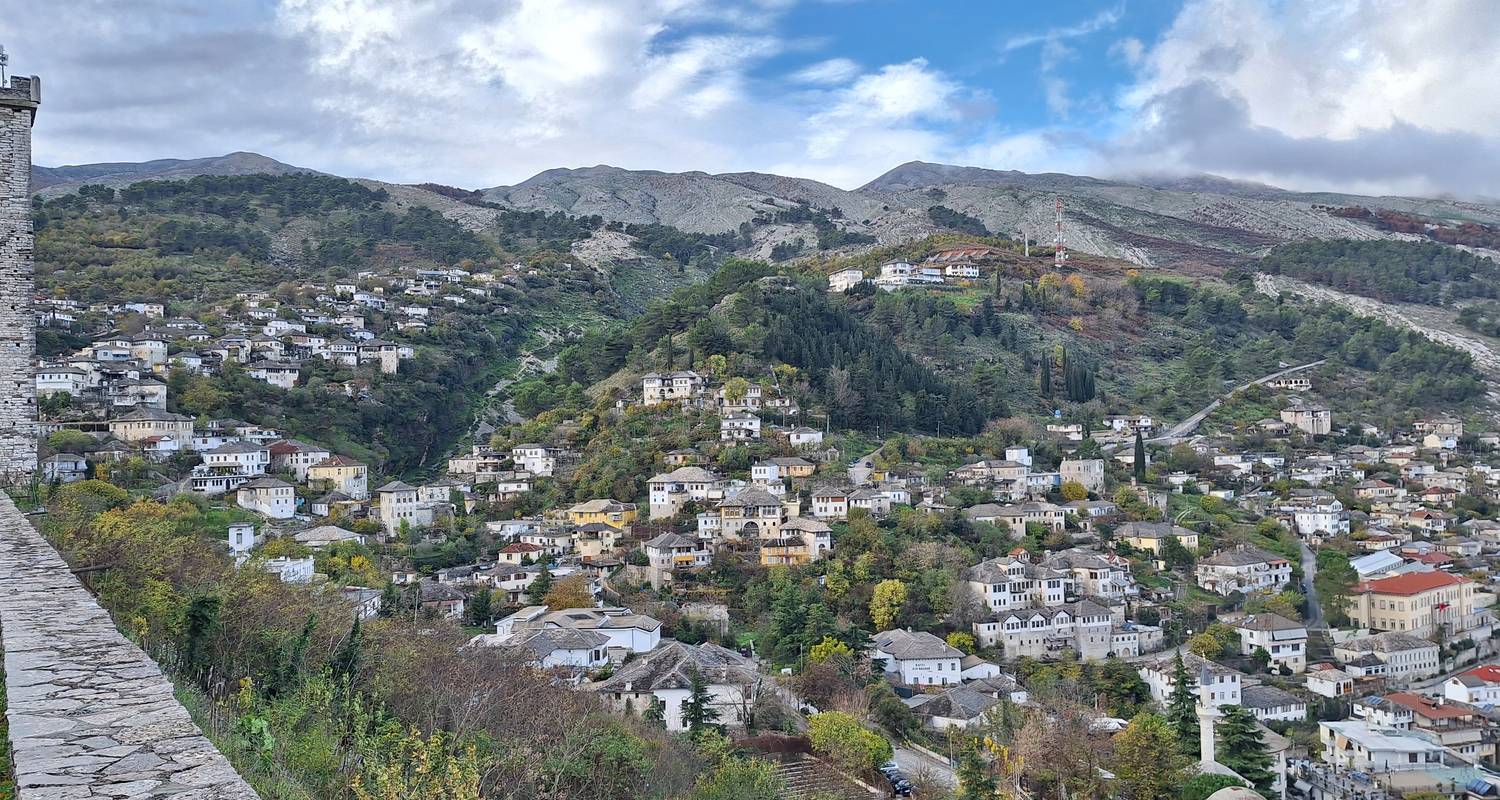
[573, 523, 623, 559]
[108, 408, 194, 443]
[1117, 521, 1200, 554]
[758, 517, 833, 567]
[307, 455, 370, 500]
[565, 499, 639, 528]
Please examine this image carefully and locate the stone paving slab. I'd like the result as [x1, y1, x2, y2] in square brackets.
[0, 493, 260, 799]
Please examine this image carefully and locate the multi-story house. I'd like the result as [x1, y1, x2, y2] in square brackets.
[963, 555, 1070, 614]
[811, 488, 850, 520]
[1333, 632, 1441, 685]
[642, 532, 712, 573]
[108, 407, 194, 443]
[1195, 545, 1293, 595]
[236, 477, 296, 519]
[1281, 404, 1332, 435]
[268, 439, 331, 481]
[641, 370, 706, 405]
[710, 488, 790, 540]
[1041, 548, 1137, 601]
[974, 600, 1115, 658]
[1139, 651, 1244, 709]
[307, 455, 369, 500]
[1059, 458, 1106, 493]
[1232, 613, 1308, 673]
[1346, 571, 1480, 638]
[719, 411, 761, 441]
[1117, 521, 1200, 555]
[647, 466, 723, 520]
[759, 517, 832, 567]
[872, 629, 964, 687]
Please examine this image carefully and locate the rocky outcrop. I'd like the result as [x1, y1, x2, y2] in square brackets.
[0, 493, 260, 799]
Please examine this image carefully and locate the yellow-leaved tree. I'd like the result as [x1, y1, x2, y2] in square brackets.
[870, 579, 908, 631]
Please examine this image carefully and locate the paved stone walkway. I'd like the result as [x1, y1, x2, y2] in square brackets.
[0, 492, 260, 799]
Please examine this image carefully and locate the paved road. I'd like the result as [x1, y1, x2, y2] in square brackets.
[893, 743, 957, 789]
[1299, 540, 1325, 628]
[1151, 359, 1327, 443]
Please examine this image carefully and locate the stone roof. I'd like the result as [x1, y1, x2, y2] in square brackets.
[1234, 613, 1305, 632]
[717, 488, 781, 508]
[508, 627, 610, 659]
[293, 525, 361, 545]
[649, 466, 718, 483]
[643, 532, 699, 550]
[1200, 545, 1285, 567]
[873, 629, 963, 661]
[1338, 631, 1437, 654]
[1240, 684, 1303, 710]
[910, 685, 999, 721]
[596, 641, 752, 692]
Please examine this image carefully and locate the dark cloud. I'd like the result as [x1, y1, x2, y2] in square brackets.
[1119, 80, 1500, 198]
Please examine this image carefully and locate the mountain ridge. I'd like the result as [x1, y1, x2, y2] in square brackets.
[32, 151, 1500, 268]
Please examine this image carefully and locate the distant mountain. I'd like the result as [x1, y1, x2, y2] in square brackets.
[32, 151, 315, 194]
[482, 164, 887, 234]
[33, 151, 1500, 268]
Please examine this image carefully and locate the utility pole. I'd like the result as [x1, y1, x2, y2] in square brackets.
[1054, 197, 1067, 267]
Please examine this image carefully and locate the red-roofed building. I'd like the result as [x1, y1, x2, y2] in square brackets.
[1445, 664, 1500, 706]
[1382, 692, 1492, 762]
[1348, 570, 1477, 637]
[498, 541, 543, 565]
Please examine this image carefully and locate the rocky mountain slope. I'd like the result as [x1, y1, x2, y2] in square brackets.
[32, 151, 316, 194]
[35, 152, 1500, 270]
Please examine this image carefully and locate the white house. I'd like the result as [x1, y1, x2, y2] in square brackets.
[720, 412, 761, 441]
[647, 467, 723, 520]
[236, 477, 296, 519]
[1233, 613, 1308, 673]
[1240, 684, 1307, 723]
[597, 641, 757, 731]
[1444, 665, 1500, 705]
[871, 629, 964, 687]
[1139, 652, 1244, 709]
[261, 556, 316, 584]
[494, 606, 662, 656]
[1194, 546, 1293, 596]
[1332, 632, 1441, 685]
[827, 267, 866, 293]
[962, 555, 1070, 614]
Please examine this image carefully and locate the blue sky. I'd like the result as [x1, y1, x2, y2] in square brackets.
[5, 0, 1500, 196]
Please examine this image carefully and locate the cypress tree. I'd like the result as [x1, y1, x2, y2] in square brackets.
[330, 616, 363, 688]
[1040, 356, 1053, 398]
[1218, 705, 1274, 792]
[1133, 432, 1147, 482]
[1164, 652, 1200, 757]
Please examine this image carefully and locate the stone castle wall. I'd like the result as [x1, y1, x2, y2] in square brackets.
[0, 76, 39, 479]
[0, 492, 261, 798]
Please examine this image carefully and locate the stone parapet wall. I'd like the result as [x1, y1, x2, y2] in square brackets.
[0, 492, 260, 798]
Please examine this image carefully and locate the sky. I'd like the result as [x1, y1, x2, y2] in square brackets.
[5, 0, 1500, 196]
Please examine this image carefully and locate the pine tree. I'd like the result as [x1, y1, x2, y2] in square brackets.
[1164, 651, 1200, 757]
[1217, 705, 1274, 792]
[681, 667, 722, 735]
[269, 613, 316, 698]
[467, 588, 493, 626]
[529, 562, 554, 602]
[1133, 431, 1147, 482]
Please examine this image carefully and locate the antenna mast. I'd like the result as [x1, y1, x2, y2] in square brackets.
[0, 45, 9, 83]
[1053, 196, 1067, 267]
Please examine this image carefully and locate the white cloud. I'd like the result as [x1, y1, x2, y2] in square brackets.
[999, 2, 1124, 54]
[1108, 36, 1144, 66]
[1110, 0, 1500, 195]
[790, 57, 861, 85]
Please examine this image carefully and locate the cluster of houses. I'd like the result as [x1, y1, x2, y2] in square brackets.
[826, 244, 1004, 293]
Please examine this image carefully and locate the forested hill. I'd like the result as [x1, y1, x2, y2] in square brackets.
[31, 173, 736, 474]
[1258, 239, 1500, 305]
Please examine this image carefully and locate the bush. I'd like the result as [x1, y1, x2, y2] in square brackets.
[807, 711, 892, 774]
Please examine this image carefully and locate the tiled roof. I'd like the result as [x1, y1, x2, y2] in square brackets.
[1356, 570, 1468, 596]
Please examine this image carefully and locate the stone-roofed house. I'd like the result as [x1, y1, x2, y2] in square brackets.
[1333, 632, 1441, 685]
[307, 454, 369, 500]
[906, 685, 1000, 730]
[1042, 548, 1137, 600]
[1195, 545, 1293, 596]
[292, 524, 365, 549]
[597, 641, 756, 731]
[490, 628, 611, 670]
[1232, 613, 1308, 673]
[871, 629, 964, 687]
[962, 555, 1070, 613]
[1117, 521, 1200, 555]
[1139, 651, 1245, 709]
[1240, 684, 1307, 723]
[647, 466, 723, 520]
[973, 599, 1114, 659]
[236, 476, 296, 519]
[643, 532, 711, 573]
[495, 605, 661, 655]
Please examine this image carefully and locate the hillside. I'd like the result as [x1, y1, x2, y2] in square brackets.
[32, 151, 316, 194]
